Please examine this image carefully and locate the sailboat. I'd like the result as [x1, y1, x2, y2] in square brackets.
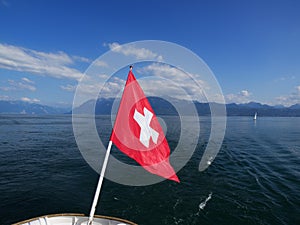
[13, 67, 178, 225]
[253, 112, 257, 120]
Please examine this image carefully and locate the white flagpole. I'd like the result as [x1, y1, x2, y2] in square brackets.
[87, 66, 133, 225]
[87, 140, 113, 225]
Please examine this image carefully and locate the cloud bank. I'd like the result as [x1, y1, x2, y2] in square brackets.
[226, 90, 252, 103]
[0, 43, 86, 80]
[276, 85, 300, 106]
[107, 42, 163, 61]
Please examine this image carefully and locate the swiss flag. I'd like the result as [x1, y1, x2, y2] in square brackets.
[110, 69, 179, 182]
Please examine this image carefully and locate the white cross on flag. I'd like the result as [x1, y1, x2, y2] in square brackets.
[110, 69, 179, 182]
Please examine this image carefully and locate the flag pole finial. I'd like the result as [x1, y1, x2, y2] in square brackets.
[130, 65, 133, 71]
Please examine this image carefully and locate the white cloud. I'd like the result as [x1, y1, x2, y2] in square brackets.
[275, 85, 300, 106]
[60, 84, 76, 92]
[142, 63, 186, 79]
[97, 76, 125, 98]
[93, 60, 108, 68]
[0, 95, 10, 100]
[74, 76, 125, 106]
[74, 62, 223, 105]
[226, 90, 252, 103]
[72, 55, 91, 63]
[0, 78, 36, 91]
[98, 74, 109, 79]
[21, 77, 35, 84]
[107, 42, 163, 60]
[139, 63, 208, 101]
[21, 97, 40, 103]
[240, 90, 250, 97]
[0, 43, 85, 80]
[75, 62, 215, 103]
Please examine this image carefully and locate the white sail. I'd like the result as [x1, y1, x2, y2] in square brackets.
[253, 112, 257, 120]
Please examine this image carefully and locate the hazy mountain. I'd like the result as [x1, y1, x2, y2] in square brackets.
[72, 98, 300, 117]
[1, 99, 300, 116]
[239, 101, 272, 109]
[273, 104, 285, 109]
[289, 104, 300, 109]
[0, 100, 66, 114]
[71, 97, 179, 115]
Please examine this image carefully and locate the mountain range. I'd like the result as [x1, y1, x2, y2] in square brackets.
[73, 98, 300, 117]
[0, 100, 66, 115]
[1, 99, 300, 117]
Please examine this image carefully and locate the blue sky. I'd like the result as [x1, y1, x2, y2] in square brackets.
[0, 0, 299, 107]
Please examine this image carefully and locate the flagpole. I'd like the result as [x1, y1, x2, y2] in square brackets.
[87, 66, 133, 225]
[87, 140, 113, 225]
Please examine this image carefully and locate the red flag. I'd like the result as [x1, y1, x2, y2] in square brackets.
[110, 70, 179, 182]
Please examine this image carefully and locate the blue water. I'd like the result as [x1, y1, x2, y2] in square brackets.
[0, 115, 299, 224]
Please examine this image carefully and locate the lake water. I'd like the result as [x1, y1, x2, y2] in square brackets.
[0, 115, 299, 225]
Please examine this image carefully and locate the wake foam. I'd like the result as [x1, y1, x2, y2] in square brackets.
[199, 192, 212, 210]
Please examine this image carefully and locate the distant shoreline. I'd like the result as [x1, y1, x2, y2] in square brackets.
[1, 99, 300, 117]
[1, 114, 300, 118]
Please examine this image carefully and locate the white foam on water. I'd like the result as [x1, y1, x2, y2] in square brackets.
[199, 192, 212, 210]
[173, 198, 181, 210]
